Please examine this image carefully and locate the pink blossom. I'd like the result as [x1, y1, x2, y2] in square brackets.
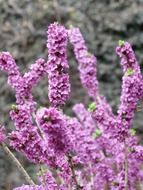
[0, 126, 6, 143]
[47, 23, 70, 107]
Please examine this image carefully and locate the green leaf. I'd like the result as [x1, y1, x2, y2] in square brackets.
[118, 40, 125, 46]
[36, 166, 46, 176]
[129, 129, 136, 136]
[11, 104, 17, 110]
[125, 68, 134, 76]
[92, 129, 102, 139]
[69, 24, 73, 29]
[88, 102, 96, 112]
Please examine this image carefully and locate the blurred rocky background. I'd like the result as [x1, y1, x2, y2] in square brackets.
[0, 0, 143, 189]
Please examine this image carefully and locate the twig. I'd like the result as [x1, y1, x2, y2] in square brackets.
[1, 143, 35, 185]
[67, 154, 82, 190]
[38, 164, 47, 187]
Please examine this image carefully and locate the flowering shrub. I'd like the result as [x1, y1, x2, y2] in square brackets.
[0, 22, 143, 190]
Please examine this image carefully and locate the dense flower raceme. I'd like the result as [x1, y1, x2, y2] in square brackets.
[35, 107, 98, 189]
[68, 27, 99, 99]
[116, 41, 143, 129]
[68, 27, 114, 125]
[0, 126, 6, 143]
[72, 103, 96, 134]
[0, 23, 143, 190]
[9, 103, 47, 163]
[68, 29, 143, 189]
[47, 23, 70, 107]
[0, 52, 46, 108]
[20, 58, 46, 106]
[36, 107, 73, 155]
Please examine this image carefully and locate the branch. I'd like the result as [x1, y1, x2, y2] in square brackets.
[67, 154, 82, 190]
[1, 143, 35, 185]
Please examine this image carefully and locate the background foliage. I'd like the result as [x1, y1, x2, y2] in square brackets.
[0, 0, 143, 189]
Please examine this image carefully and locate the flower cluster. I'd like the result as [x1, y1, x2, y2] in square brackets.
[47, 23, 70, 107]
[0, 53, 46, 108]
[116, 41, 143, 129]
[36, 107, 73, 155]
[14, 171, 59, 190]
[73, 103, 95, 134]
[0, 23, 143, 190]
[0, 126, 6, 143]
[68, 27, 99, 99]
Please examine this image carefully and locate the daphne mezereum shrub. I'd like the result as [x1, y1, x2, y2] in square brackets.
[0, 22, 143, 190]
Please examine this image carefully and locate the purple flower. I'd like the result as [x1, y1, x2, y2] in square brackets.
[116, 42, 143, 129]
[17, 58, 46, 107]
[13, 181, 67, 190]
[68, 27, 99, 99]
[0, 126, 6, 143]
[47, 23, 70, 107]
[10, 104, 33, 130]
[0, 52, 46, 109]
[1, 24, 143, 190]
[0, 52, 20, 76]
[0, 52, 22, 90]
[10, 128, 46, 163]
[73, 103, 96, 134]
[39, 171, 58, 190]
[13, 185, 43, 190]
[23, 58, 46, 90]
[36, 107, 73, 154]
[9, 104, 48, 163]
